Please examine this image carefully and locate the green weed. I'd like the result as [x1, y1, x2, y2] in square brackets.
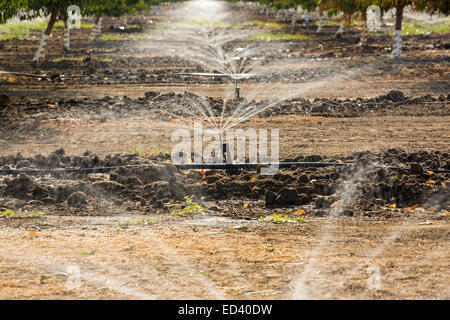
[98, 34, 123, 41]
[0, 20, 92, 40]
[51, 55, 112, 63]
[249, 32, 309, 41]
[117, 219, 155, 229]
[260, 213, 308, 224]
[128, 139, 171, 157]
[0, 210, 44, 218]
[171, 196, 208, 216]
[402, 20, 450, 35]
[241, 20, 282, 29]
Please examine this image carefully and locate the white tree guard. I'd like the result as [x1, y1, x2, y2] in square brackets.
[275, 11, 281, 20]
[359, 27, 367, 45]
[291, 12, 297, 25]
[64, 27, 70, 50]
[392, 30, 402, 58]
[114, 17, 121, 29]
[89, 17, 103, 41]
[302, 13, 310, 27]
[338, 20, 345, 34]
[33, 33, 50, 62]
[316, 16, 323, 33]
[120, 15, 127, 28]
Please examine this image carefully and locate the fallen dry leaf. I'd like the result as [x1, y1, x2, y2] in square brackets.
[406, 204, 420, 211]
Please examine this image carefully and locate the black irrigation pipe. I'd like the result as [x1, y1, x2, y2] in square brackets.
[0, 71, 47, 79]
[0, 163, 449, 175]
[0, 165, 146, 175]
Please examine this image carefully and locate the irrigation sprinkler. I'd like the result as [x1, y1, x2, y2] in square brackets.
[177, 72, 256, 99]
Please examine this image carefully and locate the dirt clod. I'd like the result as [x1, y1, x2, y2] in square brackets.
[67, 191, 88, 206]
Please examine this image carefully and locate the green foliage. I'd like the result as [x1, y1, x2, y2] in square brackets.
[171, 196, 208, 216]
[260, 213, 308, 224]
[0, 209, 44, 218]
[0, 0, 173, 24]
[402, 19, 450, 34]
[128, 139, 171, 156]
[249, 32, 309, 40]
[80, 250, 96, 256]
[242, 20, 283, 28]
[117, 219, 155, 229]
[86, 0, 144, 18]
[0, 0, 27, 23]
[51, 55, 111, 62]
[0, 19, 63, 39]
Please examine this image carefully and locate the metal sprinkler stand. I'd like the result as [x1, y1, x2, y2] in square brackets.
[176, 72, 255, 99]
[234, 79, 240, 99]
[222, 142, 239, 175]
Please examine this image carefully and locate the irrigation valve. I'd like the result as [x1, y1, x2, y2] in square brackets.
[66, 265, 81, 290]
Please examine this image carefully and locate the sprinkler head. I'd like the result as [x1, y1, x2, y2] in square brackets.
[235, 87, 240, 99]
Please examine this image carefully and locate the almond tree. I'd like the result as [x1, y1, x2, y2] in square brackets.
[374, 0, 449, 58]
[14, 1, 92, 62]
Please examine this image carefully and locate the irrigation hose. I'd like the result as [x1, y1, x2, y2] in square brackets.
[0, 71, 47, 78]
[0, 162, 448, 175]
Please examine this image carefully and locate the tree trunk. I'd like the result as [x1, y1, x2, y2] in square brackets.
[316, 14, 323, 33]
[362, 8, 367, 22]
[395, 4, 404, 32]
[33, 10, 59, 62]
[359, 7, 368, 45]
[393, 3, 404, 58]
[44, 11, 59, 36]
